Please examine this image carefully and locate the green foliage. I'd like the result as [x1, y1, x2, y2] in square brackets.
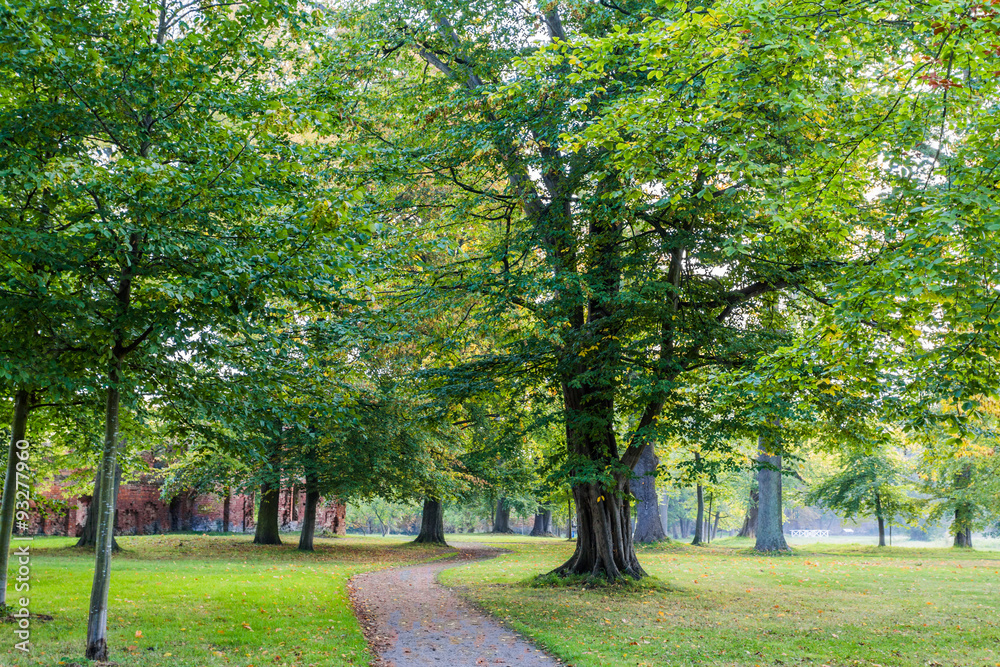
[804, 449, 918, 528]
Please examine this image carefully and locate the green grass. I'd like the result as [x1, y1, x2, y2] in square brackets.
[1, 533, 451, 667]
[440, 537, 1000, 667]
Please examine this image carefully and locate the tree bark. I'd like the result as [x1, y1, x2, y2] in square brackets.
[0, 389, 30, 606]
[566, 498, 573, 539]
[77, 464, 122, 550]
[413, 497, 447, 544]
[631, 445, 666, 543]
[712, 511, 720, 541]
[491, 497, 514, 533]
[85, 361, 123, 661]
[953, 465, 974, 548]
[754, 435, 789, 552]
[298, 473, 319, 551]
[953, 507, 973, 548]
[659, 494, 670, 536]
[737, 486, 759, 538]
[875, 492, 886, 547]
[691, 482, 705, 546]
[253, 481, 281, 545]
[222, 490, 231, 533]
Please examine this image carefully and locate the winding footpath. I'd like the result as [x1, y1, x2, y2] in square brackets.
[348, 545, 561, 667]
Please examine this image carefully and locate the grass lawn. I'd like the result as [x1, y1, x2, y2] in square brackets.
[441, 536, 1000, 667]
[1, 533, 451, 667]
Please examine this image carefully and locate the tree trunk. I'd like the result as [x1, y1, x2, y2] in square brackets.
[691, 482, 705, 546]
[712, 511, 720, 541]
[953, 507, 974, 548]
[553, 478, 645, 580]
[413, 498, 446, 544]
[530, 508, 553, 536]
[254, 445, 281, 545]
[76, 465, 122, 550]
[737, 486, 759, 538]
[566, 498, 573, 539]
[875, 492, 886, 547]
[0, 389, 30, 606]
[754, 435, 789, 552]
[631, 445, 666, 543]
[705, 494, 714, 544]
[550, 362, 648, 579]
[253, 481, 281, 545]
[953, 465, 974, 548]
[222, 490, 231, 533]
[85, 363, 123, 661]
[659, 494, 670, 537]
[491, 497, 514, 533]
[298, 474, 319, 551]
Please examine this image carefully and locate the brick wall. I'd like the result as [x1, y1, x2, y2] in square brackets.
[27, 471, 346, 537]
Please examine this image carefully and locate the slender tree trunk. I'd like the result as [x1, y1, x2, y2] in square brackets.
[85, 361, 123, 661]
[712, 511, 720, 541]
[953, 465, 974, 548]
[491, 497, 514, 533]
[222, 490, 231, 533]
[691, 482, 705, 546]
[875, 492, 886, 547]
[566, 498, 573, 539]
[631, 445, 666, 543]
[705, 494, 714, 544]
[254, 480, 281, 545]
[738, 486, 759, 538]
[0, 389, 30, 606]
[298, 473, 319, 551]
[413, 498, 446, 544]
[659, 494, 670, 536]
[754, 435, 789, 552]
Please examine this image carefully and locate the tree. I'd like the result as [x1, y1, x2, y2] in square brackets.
[328, 0, 945, 579]
[0, 0, 347, 657]
[806, 449, 915, 547]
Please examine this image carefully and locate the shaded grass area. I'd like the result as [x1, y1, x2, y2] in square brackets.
[440, 537, 1000, 667]
[2, 533, 452, 667]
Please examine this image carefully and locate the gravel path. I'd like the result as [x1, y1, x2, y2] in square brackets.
[348, 544, 561, 667]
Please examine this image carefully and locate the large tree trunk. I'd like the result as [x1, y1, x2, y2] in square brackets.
[298, 474, 319, 551]
[953, 507, 973, 548]
[754, 436, 789, 552]
[222, 490, 231, 533]
[491, 497, 514, 533]
[737, 485, 759, 538]
[691, 482, 705, 546]
[530, 507, 554, 536]
[631, 445, 666, 543]
[413, 498, 446, 544]
[254, 446, 282, 545]
[253, 481, 281, 545]
[0, 389, 30, 606]
[553, 479, 645, 580]
[85, 362, 123, 661]
[875, 492, 886, 547]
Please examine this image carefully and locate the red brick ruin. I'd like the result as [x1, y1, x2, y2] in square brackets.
[26, 456, 346, 538]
